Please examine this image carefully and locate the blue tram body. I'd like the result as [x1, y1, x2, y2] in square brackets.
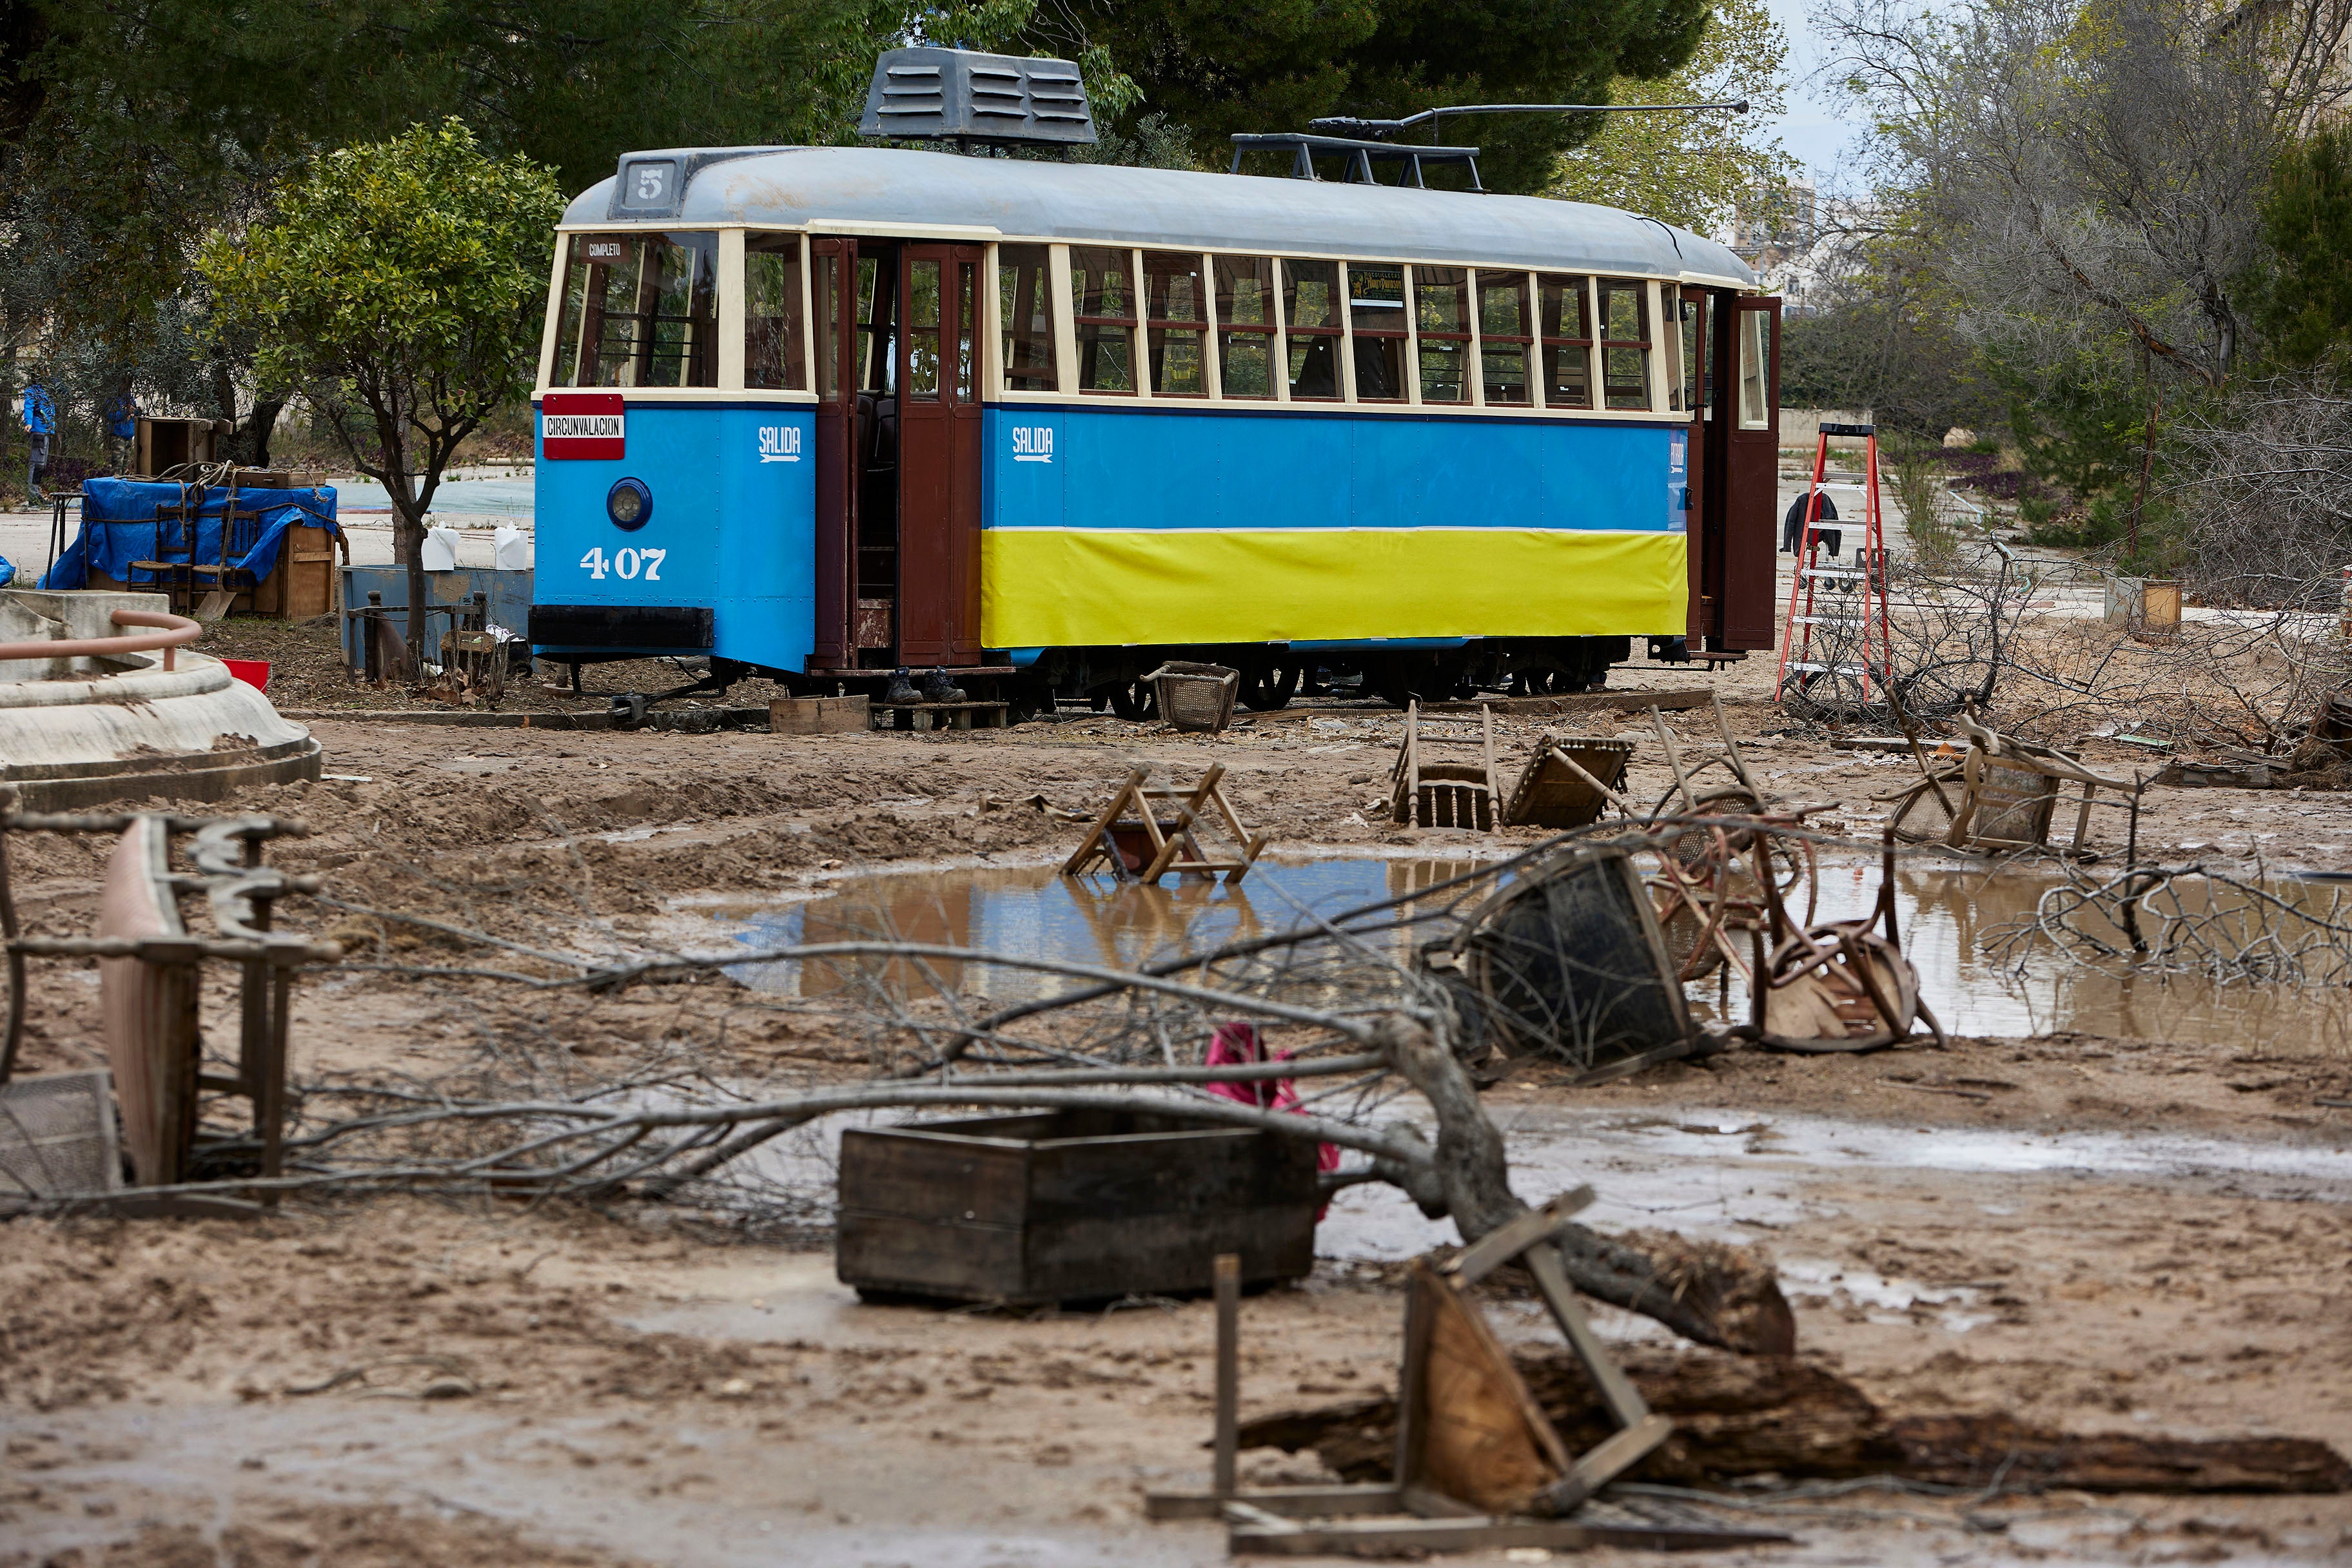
[529, 144, 1783, 705]
[534, 404, 819, 673]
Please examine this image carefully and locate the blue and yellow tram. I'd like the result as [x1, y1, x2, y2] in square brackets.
[529, 144, 1783, 709]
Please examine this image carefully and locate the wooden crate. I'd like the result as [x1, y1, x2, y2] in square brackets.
[771, 694, 870, 734]
[837, 1108, 1320, 1305]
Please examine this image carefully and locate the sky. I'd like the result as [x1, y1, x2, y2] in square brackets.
[1759, 0, 1867, 187]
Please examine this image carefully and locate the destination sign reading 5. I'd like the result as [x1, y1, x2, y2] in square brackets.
[542, 391, 625, 459]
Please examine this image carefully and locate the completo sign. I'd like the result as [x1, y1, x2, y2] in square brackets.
[542, 391, 625, 460]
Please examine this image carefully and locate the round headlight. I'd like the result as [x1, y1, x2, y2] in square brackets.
[607, 477, 652, 531]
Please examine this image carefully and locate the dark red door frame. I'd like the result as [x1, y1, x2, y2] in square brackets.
[895, 243, 986, 665]
[810, 237, 858, 669]
[1681, 287, 1714, 645]
[1721, 295, 1785, 651]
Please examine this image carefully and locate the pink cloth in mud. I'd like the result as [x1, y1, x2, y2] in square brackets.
[1205, 1023, 1341, 1179]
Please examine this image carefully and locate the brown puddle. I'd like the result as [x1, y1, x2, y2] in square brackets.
[662, 853, 2352, 1055]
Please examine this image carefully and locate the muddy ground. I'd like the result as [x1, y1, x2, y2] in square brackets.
[5, 636, 2352, 1566]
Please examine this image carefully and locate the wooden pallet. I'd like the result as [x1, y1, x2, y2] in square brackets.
[871, 700, 1008, 732]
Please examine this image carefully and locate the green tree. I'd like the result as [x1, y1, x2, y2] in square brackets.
[5, 0, 905, 456]
[2251, 126, 2352, 373]
[200, 120, 564, 648]
[1547, 0, 1797, 230]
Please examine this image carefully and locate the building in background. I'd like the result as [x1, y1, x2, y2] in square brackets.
[1720, 181, 1876, 316]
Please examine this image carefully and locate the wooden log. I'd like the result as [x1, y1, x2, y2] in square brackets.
[1888, 1415, 2352, 1495]
[1237, 1346, 2352, 1495]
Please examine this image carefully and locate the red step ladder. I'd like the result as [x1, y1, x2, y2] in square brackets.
[1774, 420, 1894, 705]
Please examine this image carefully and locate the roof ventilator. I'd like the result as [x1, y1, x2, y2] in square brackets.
[858, 48, 1096, 149]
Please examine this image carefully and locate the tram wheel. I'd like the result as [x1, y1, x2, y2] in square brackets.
[1108, 681, 1158, 720]
[1371, 655, 1458, 709]
[1240, 661, 1300, 712]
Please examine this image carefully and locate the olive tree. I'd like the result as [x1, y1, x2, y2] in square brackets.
[201, 119, 564, 648]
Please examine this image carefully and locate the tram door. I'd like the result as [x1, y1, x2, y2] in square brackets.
[811, 238, 856, 667]
[1721, 295, 1784, 650]
[896, 244, 986, 665]
[812, 239, 902, 666]
[1680, 287, 1720, 647]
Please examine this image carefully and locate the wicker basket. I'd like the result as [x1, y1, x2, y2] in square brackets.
[1147, 661, 1240, 734]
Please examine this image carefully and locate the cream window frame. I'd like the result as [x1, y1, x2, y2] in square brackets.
[717, 229, 747, 389]
[1049, 244, 1080, 394]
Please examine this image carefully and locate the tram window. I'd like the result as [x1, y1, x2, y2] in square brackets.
[1738, 308, 1772, 428]
[1214, 255, 1277, 398]
[552, 232, 720, 389]
[855, 257, 894, 393]
[1072, 246, 1137, 394]
[1414, 266, 1470, 405]
[906, 258, 943, 400]
[1283, 259, 1342, 400]
[1144, 251, 1209, 397]
[744, 235, 807, 391]
[997, 244, 1057, 393]
[1538, 273, 1595, 409]
[816, 251, 843, 400]
[956, 261, 977, 400]
[1476, 271, 1532, 406]
[1676, 295, 1703, 416]
[1349, 264, 1407, 403]
[1659, 301, 1683, 414]
[1599, 279, 1652, 411]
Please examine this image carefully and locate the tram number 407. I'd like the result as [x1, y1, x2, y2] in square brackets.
[579, 547, 666, 582]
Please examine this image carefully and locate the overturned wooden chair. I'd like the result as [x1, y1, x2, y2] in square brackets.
[1146, 1193, 1784, 1556]
[1501, 735, 1638, 829]
[1647, 692, 1767, 818]
[1883, 706, 2145, 856]
[1063, 764, 1267, 884]
[1392, 702, 1502, 830]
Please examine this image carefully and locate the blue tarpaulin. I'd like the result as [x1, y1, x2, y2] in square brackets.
[42, 477, 341, 592]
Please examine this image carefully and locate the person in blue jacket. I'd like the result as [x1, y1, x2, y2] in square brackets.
[21, 375, 57, 503]
[103, 379, 138, 476]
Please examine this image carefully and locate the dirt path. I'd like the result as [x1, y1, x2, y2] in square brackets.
[6, 1043, 2349, 1565]
[5, 672, 2351, 1565]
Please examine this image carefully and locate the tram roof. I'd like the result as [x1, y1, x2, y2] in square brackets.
[563, 144, 1759, 288]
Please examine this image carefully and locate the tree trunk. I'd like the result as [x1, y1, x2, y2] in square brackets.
[367, 411, 429, 654]
[1376, 1014, 1794, 1355]
[395, 487, 429, 655]
[235, 397, 285, 469]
